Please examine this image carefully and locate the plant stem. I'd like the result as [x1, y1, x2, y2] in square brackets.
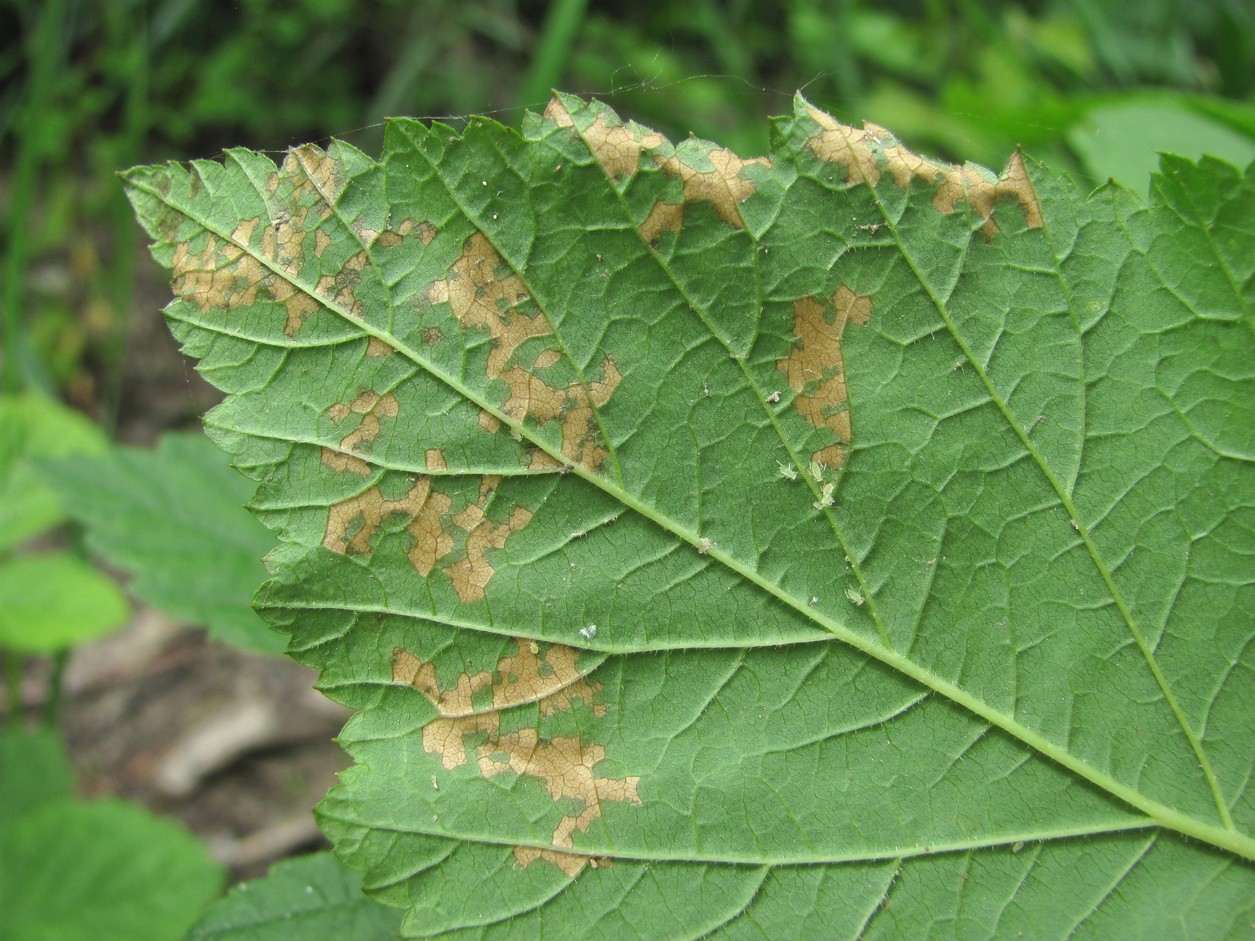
[43, 649, 69, 728]
[4, 651, 23, 725]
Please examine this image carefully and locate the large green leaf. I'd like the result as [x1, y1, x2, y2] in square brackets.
[124, 95, 1255, 938]
[44, 433, 284, 653]
[0, 393, 107, 553]
[0, 800, 223, 941]
[0, 552, 130, 653]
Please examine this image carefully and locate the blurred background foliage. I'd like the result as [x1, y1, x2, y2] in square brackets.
[2, 0, 1254, 422]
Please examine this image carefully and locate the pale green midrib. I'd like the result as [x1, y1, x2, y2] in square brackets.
[206, 418, 553, 479]
[269, 598, 831, 650]
[863, 177, 1235, 832]
[126, 166, 1255, 864]
[320, 806, 1161, 866]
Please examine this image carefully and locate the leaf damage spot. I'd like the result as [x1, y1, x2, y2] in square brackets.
[323, 474, 532, 600]
[804, 105, 1043, 238]
[777, 285, 873, 468]
[429, 233, 620, 470]
[392, 640, 640, 857]
[168, 145, 358, 337]
[547, 96, 769, 236]
[321, 391, 399, 476]
[653, 147, 771, 231]
[512, 846, 611, 877]
[544, 99, 664, 181]
[444, 477, 533, 602]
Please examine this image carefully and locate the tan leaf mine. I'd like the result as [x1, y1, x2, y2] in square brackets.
[544, 99, 664, 181]
[321, 391, 400, 476]
[777, 285, 873, 469]
[169, 147, 355, 337]
[392, 640, 640, 876]
[322, 474, 530, 601]
[429, 233, 620, 470]
[443, 476, 533, 602]
[804, 105, 1043, 238]
[652, 148, 771, 230]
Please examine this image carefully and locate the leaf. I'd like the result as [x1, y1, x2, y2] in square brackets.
[0, 799, 224, 941]
[0, 552, 130, 653]
[43, 433, 285, 654]
[1069, 95, 1255, 192]
[124, 95, 1255, 937]
[0, 727, 74, 843]
[0, 392, 107, 553]
[185, 852, 403, 941]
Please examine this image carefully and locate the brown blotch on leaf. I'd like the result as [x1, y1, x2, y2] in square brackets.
[393, 640, 641, 852]
[316, 249, 368, 319]
[545, 99, 665, 182]
[638, 199, 686, 245]
[804, 105, 1043, 238]
[443, 476, 533, 602]
[324, 477, 433, 556]
[365, 336, 394, 358]
[286, 144, 348, 206]
[777, 285, 873, 469]
[653, 149, 770, 230]
[167, 148, 356, 339]
[425, 448, 447, 472]
[322, 391, 399, 475]
[429, 233, 620, 470]
[323, 473, 531, 597]
[513, 846, 611, 877]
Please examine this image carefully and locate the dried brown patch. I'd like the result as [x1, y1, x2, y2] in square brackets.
[638, 199, 686, 245]
[429, 233, 620, 469]
[804, 106, 1042, 238]
[653, 149, 770, 230]
[393, 640, 640, 852]
[322, 474, 531, 599]
[513, 846, 611, 877]
[316, 249, 368, 319]
[478, 410, 503, 433]
[365, 336, 394, 357]
[443, 476, 533, 602]
[777, 285, 873, 469]
[286, 144, 348, 206]
[425, 448, 448, 472]
[321, 391, 398, 474]
[167, 147, 359, 337]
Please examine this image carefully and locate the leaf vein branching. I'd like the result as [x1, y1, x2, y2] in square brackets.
[1061, 831, 1157, 938]
[861, 171, 1239, 837]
